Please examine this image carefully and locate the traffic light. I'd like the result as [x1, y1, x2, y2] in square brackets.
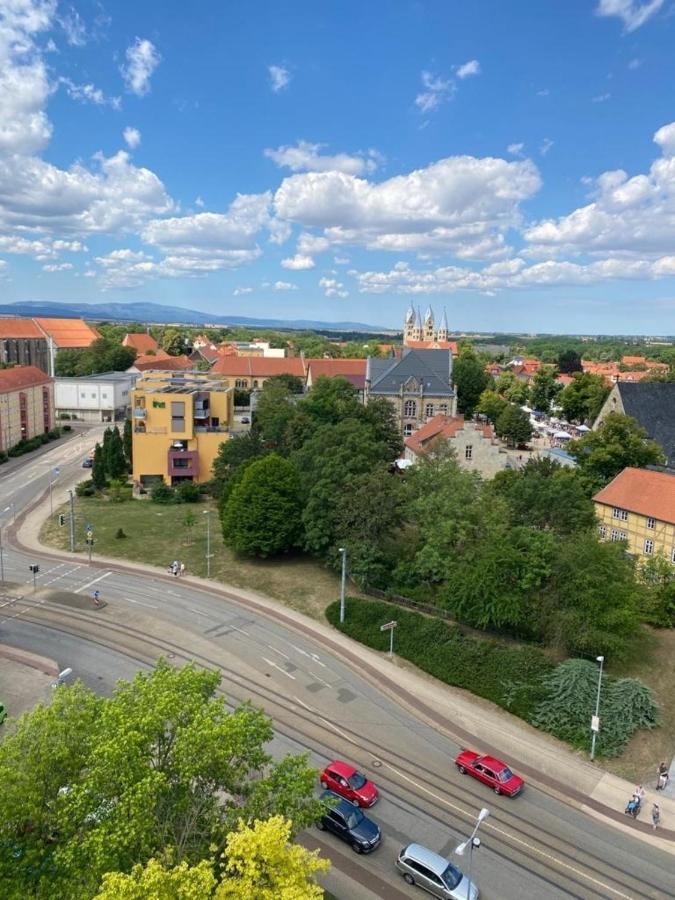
[29, 564, 39, 574]
[58, 514, 66, 527]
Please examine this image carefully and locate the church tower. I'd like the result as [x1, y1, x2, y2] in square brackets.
[437, 308, 449, 342]
[403, 305, 416, 346]
[423, 306, 435, 342]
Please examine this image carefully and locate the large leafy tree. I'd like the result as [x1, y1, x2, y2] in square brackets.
[528, 368, 562, 414]
[557, 349, 583, 374]
[211, 430, 267, 495]
[475, 389, 508, 424]
[453, 349, 492, 417]
[0, 662, 320, 900]
[567, 412, 665, 494]
[221, 454, 303, 557]
[253, 383, 298, 453]
[160, 328, 185, 356]
[557, 372, 609, 423]
[495, 403, 533, 444]
[55, 339, 136, 377]
[494, 370, 529, 405]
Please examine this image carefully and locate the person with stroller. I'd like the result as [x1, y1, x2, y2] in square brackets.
[625, 784, 645, 818]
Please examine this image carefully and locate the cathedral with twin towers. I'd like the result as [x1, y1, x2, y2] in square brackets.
[403, 306, 457, 352]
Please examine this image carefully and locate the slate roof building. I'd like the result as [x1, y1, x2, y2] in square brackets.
[593, 382, 675, 469]
[365, 348, 457, 435]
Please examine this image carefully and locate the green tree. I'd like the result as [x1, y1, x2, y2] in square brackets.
[221, 455, 302, 557]
[529, 368, 562, 413]
[123, 418, 133, 469]
[475, 389, 508, 424]
[0, 662, 321, 900]
[640, 554, 675, 626]
[253, 383, 298, 452]
[567, 413, 665, 494]
[557, 372, 610, 423]
[495, 403, 533, 445]
[494, 370, 529, 404]
[107, 426, 127, 479]
[557, 349, 583, 374]
[298, 376, 361, 426]
[183, 509, 197, 545]
[92, 443, 106, 490]
[361, 396, 403, 461]
[161, 329, 185, 356]
[453, 350, 492, 417]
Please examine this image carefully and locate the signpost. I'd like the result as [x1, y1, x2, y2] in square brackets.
[86, 529, 94, 564]
[29, 563, 39, 592]
[380, 620, 398, 658]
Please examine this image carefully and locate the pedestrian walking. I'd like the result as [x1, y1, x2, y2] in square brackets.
[179, 562, 185, 577]
[652, 803, 660, 830]
[634, 784, 646, 804]
[656, 762, 669, 791]
[171, 560, 178, 576]
[92, 589, 102, 608]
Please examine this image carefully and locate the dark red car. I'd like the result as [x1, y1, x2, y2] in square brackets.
[320, 760, 379, 807]
[455, 750, 524, 797]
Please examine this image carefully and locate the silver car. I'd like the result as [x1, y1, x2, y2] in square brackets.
[396, 843, 479, 900]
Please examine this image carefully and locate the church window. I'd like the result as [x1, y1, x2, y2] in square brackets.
[425, 403, 434, 418]
[465, 444, 473, 460]
[404, 400, 417, 417]
[403, 423, 414, 436]
[439, 403, 448, 415]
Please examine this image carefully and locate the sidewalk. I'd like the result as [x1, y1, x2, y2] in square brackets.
[13, 471, 675, 852]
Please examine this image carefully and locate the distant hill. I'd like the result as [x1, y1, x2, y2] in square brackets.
[0, 300, 387, 333]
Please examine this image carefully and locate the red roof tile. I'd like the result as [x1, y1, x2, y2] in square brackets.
[211, 356, 307, 377]
[0, 317, 45, 339]
[34, 317, 100, 348]
[123, 333, 159, 353]
[593, 467, 675, 526]
[132, 354, 193, 372]
[405, 414, 496, 457]
[0, 365, 52, 391]
[405, 339, 459, 354]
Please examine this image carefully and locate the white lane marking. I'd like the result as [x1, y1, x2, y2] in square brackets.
[125, 597, 158, 609]
[267, 644, 289, 659]
[262, 657, 295, 680]
[292, 644, 326, 667]
[230, 625, 250, 636]
[309, 671, 332, 688]
[74, 571, 111, 594]
[293, 696, 349, 740]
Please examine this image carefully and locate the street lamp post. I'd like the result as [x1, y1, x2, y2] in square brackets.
[338, 547, 347, 624]
[204, 509, 212, 578]
[49, 467, 60, 515]
[590, 655, 605, 761]
[68, 490, 75, 552]
[456, 807, 489, 899]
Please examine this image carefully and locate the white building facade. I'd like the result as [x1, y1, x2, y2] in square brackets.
[55, 372, 133, 422]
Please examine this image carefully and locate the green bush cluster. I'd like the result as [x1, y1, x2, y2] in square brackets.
[326, 597, 554, 720]
[151, 481, 202, 504]
[7, 428, 61, 458]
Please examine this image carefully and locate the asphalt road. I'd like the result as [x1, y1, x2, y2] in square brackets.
[0, 438, 673, 900]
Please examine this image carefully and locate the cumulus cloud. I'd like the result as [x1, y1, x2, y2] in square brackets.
[43, 261, 73, 271]
[525, 120, 675, 258]
[273, 154, 541, 262]
[121, 38, 161, 96]
[233, 286, 253, 295]
[123, 126, 141, 149]
[456, 59, 481, 79]
[281, 254, 315, 270]
[0, 235, 85, 259]
[273, 280, 297, 290]
[415, 71, 454, 113]
[268, 64, 291, 92]
[507, 143, 525, 157]
[319, 276, 348, 298]
[59, 6, 87, 46]
[540, 138, 554, 156]
[596, 0, 663, 32]
[59, 77, 120, 108]
[592, 92, 611, 103]
[264, 141, 382, 175]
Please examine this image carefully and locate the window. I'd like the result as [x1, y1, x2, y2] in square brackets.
[101, 392, 108, 399]
[438, 403, 448, 415]
[598, 524, 607, 538]
[612, 507, 628, 521]
[403, 399, 416, 417]
[235, 379, 247, 389]
[403, 423, 414, 436]
[253, 380, 259, 389]
[646, 517, 656, 529]
[644, 539, 654, 555]
[610, 529, 627, 542]
[91, 393, 96, 398]
[173, 458, 190, 468]
[425, 403, 434, 418]
[152, 400, 165, 408]
[465, 444, 473, 460]
[171, 400, 185, 432]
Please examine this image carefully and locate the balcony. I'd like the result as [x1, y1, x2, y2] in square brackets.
[133, 407, 147, 418]
[167, 447, 198, 478]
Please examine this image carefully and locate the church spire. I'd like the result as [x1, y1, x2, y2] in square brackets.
[437, 307, 449, 341]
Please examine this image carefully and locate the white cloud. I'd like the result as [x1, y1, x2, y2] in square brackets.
[596, 0, 663, 32]
[233, 286, 253, 295]
[628, 57, 641, 69]
[319, 276, 348, 298]
[195, 195, 205, 208]
[0, 235, 85, 259]
[507, 142, 525, 157]
[536, 88, 550, 97]
[121, 38, 161, 96]
[59, 6, 87, 46]
[273, 280, 297, 291]
[592, 92, 611, 102]
[264, 141, 382, 175]
[42, 261, 73, 271]
[540, 138, 554, 156]
[525, 120, 675, 258]
[123, 127, 141, 149]
[273, 154, 540, 261]
[268, 64, 291, 93]
[281, 254, 315, 270]
[59, 77, 120, 108]
[415, 70, 454, 113]
[456, 59, 480, 79]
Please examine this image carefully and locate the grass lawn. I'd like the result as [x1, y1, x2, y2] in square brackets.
[40, 495, 342, 620]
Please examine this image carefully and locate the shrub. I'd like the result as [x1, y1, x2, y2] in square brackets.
[175, 481, 201, 503]
[150, 482, 176, 504]
[530, 659, 660, 756]
[326, 597, 553, 720]
[107, 479, 131, 503]
[115, 527, 127, 539]
[0, 452, 7, 464]
[47, 428, 61, 440]
[62, 424, 72, 432]
[58, 413, 71, 420]
[75, 480, 96, 497]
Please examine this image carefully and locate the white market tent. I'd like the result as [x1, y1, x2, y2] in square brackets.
[576, 424, 591, 432]
[554, 430, 572, 439]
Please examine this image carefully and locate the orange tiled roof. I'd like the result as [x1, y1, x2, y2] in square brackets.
[211, 356, 307, 377]
[132, 354, 193, 372]
[123, 333, 159, 353]
[34, 317, 100, 349]
[593, 467, 675, 526]
[405, 414, 466, 455]
[405, 339, 459, 354]
[0, 317, 45, 339]
[306, 358, 367, 376]
[0, 365, 52, 392]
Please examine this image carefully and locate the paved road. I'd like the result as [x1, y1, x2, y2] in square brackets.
[0, 441, 674, 899]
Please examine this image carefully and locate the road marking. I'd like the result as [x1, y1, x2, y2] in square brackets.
[292, 644, 326, 667]
[125, 597, 158, 609]
[267, 644, 289, 659]
[230, 625, 250, 636]
[309, 671, 332, 688]
[293, 696, 350, 740]
[262, 657, 296, 680]
[75, 571, 111, 594]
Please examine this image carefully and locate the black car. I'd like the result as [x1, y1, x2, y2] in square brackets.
[317, 790, 381, 853]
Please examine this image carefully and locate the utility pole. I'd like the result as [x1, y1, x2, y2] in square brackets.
[339, 547, 347, 624]
[203, 508, 212, 578]
[0, 528, 4, 584]
[590, 655, 605, 761]
[68, 490, 75, 552]
[49, 467, 60, 515]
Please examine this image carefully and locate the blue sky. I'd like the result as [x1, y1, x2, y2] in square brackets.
[2, 0, 675, 334]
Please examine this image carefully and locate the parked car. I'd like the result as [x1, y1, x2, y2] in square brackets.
[316, 790, 381, 853]
[454, 750, 524, 797]
[396, 843, 478, 900]
[320, 759, 379, 807]
[240, 416, 250, 424]
[82, 456, 93, 468]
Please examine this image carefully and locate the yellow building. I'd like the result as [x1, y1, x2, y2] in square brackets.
[593, 467, 675, 565]
[132, 372, 234, 487]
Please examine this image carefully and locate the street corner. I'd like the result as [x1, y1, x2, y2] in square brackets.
[0, 654, 55, 721]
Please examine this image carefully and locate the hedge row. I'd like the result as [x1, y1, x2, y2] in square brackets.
[4, 428, 62, 462]
[326, 597, 554, 720]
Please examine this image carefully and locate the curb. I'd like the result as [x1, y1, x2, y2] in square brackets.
[0, 643, 59, 677]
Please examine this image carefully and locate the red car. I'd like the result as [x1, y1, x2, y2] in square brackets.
[320, 760, 379, 807]
[455, 750, 524, 797]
